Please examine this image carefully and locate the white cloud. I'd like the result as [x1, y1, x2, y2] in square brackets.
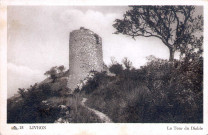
[7, 63, 45, 98]
[60, 8, 119, 34]
[8, 63, 41, 75]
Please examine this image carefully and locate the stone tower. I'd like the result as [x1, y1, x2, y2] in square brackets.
[68, 27, 103, 91]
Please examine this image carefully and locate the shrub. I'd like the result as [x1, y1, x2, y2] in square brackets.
[81, 71, 108, 94]
[109, 63, 123, 76]
[139, 56, 203, 122]
[44, 65, 66, 83]
[84, 56, 203, 123]
[7, 83, 61, 123]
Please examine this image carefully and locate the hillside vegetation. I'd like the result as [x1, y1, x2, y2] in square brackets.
[81, 56, 203, 123]
[7, 56, 203, 123]
[7, 67, 101, 123]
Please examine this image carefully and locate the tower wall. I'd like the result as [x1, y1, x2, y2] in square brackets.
[68, 28, 103, 90]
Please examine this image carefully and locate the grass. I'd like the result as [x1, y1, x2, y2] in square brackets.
[46, 94, 102, 123]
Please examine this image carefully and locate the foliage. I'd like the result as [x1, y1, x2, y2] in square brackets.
[83, 56, 203, 123]
[8, 83, 61, 123]
[8, 66, 101, 123]
[80, 71, 109, 94]
[58, 65, 65, 72]
[122, 57, 133, 70]
[8, 56, 203, 123]
[47, 96, 102, 123]
[109, 63, 123, 76]
[140, 56, 203, 122]
[44, 65, 66, 83]
[69, 104, 101, 123]
[8, 67, 67, 123]
[44, 66, 57, 82]
[113, 6, 203, 61]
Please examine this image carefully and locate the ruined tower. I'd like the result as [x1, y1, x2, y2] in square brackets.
[68, 27, 103, 90]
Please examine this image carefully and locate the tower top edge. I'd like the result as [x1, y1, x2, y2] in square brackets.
[70, 27, 100, 37]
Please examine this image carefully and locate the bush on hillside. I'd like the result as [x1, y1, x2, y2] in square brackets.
[81, 71, 112, 94]
[109, 63, 123, 76]
[139, 56, 203, 122]
[7, 67, 69, 123]
[7, 67, 101, 123]
[44, 65, 66, 83]
[7, 83, 61, 123]
[83, 56, 203, 123]
[122, 57, 133, 70]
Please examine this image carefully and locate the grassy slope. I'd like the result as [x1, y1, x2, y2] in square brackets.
[81, 58, 203, 123]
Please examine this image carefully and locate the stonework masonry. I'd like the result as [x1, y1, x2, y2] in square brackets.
[68, 27, 104, 91]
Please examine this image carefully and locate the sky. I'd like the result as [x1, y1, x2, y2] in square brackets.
[7, 6, 202, 98]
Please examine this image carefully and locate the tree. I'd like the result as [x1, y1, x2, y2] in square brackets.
[18, 88, 26, 98]
[44, 66, 58, 83]
[110, 56, 117, 65]
[57, 65, 65, 73]
[109, 63, 123, 76]
[113, 6, 203, 61]
[44, 65, 66, 83]
[122, 57, 132, 70]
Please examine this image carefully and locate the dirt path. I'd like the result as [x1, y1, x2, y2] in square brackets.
[81, 98, 113, 123]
